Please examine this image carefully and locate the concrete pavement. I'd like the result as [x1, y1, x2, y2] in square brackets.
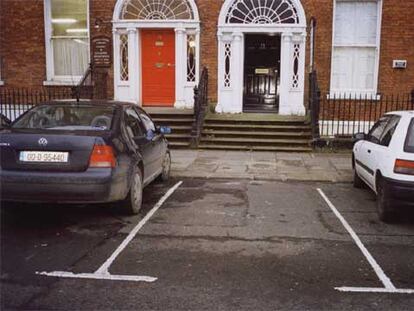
[171, 150, 353, 182]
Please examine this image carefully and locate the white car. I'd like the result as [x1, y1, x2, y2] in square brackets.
[353, 111, 414, 222]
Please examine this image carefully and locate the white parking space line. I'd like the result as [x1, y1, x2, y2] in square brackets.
[36, 181, 183, 283]
[317, 188, 414, 294]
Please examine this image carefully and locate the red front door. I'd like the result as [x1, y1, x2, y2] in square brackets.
[141, 29, 175, 107]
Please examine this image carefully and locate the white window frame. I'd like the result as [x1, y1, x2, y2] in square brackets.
[43, 0, 90, 86]
[330, 0, 383, 98]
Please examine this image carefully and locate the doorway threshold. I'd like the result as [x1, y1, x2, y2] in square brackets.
[207, 112, 307, 122]
[144, 107, 194, 115]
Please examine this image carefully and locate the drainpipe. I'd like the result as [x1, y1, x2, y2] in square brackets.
[309, 17, 316, 72]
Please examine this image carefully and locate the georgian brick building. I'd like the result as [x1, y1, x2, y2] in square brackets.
[1, 0, 413, 116]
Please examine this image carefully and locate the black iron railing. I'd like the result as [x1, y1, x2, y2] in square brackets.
[308, 70, 321, 140]
[71, 63, 94, 101]
[0, 64, 96, 121]
[318, 90, 414, 137]
[191, 67, 209, 148]
[0, 87, 73, 121]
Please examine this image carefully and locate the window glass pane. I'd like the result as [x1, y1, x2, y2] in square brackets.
[334, 2, 355, 45]
[121, 0, 193, 20]
[404, 118, 414, 153]
[380, 116, 400, 147]
[139, 112, 156, 132]
[355, 2, 378, 45]
[187, 34, 196, 82]
[353, 47, 376, 90]
[334, 1, 377, 46]
[332, 47, 376, 91]
[53, 38, 89, 76]
[369, 117, 389, 143]
[50, 0, 89, 76]
[13, 105, 114, 130]
[51, 0, 88, 37]
[120, 34, 129, 81]
[125, 109, 143, 137]
[331, 47, 353, 90]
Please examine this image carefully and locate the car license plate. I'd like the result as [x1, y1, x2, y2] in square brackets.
[19, 151, 69, 163]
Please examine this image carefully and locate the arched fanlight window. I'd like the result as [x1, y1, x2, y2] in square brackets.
[120, 0, 194, 20]
[225, 0, 300, 24]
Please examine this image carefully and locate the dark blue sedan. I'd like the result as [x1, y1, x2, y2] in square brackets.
[0, 100, 171, 214]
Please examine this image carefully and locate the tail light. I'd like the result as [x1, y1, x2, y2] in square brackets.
[89, 144, 116, 168]
[394, 159, 414, 175]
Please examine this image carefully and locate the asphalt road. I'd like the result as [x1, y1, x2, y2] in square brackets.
[1, 178, 414, 310]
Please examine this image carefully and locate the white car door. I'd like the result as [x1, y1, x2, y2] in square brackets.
[357, 116, 390, 189]
[369, 115, 401, 190]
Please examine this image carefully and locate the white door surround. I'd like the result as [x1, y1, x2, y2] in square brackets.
[112, 0, 200, 109]
[216, 0, 307, 115]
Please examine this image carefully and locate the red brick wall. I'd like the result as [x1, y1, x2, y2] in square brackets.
[379, 0, 414, 94]
[1, 0, 46, 87]
[89, 0, 116, 98]
[1, 0, 413, 102]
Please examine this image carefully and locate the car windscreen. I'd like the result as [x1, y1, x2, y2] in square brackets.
[404, 118, 414, 153]
[12, 105, 115, 131]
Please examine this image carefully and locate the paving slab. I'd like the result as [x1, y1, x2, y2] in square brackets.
[171, 150, 352, 182]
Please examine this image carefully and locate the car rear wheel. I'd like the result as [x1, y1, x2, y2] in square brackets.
[160, 152, 171, 182]
[353, 167, 364, 189]
[124, 168, 143, 215]
[377, 178, 395, 223]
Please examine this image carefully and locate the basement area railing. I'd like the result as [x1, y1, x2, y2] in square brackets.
[318, 90, 414, 138]
[0, 65, 96, 121]
[308, 71, 414, 138]
[0, 87, 73, 121]
[71, 63, 94, 101]
[191, 67, 209, 148]
[308, 70, 321, 140]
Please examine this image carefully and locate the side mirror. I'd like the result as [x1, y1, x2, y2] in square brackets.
[0, 115, 11, 129]
[158, 126, 172, 135]
[353, 132, 367, 142]
[133, 135, 148, 144]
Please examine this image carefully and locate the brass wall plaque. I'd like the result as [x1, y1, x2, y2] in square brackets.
[255, 68, 270, 75]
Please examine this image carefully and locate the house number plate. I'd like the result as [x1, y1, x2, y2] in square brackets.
[255, 68, 270, 74]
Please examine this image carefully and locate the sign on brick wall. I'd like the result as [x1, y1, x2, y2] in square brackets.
[92, 36, 112, 67]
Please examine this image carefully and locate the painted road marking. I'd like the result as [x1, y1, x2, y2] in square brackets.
[317, 188, 414, 294]
[36, 181, 183, 283]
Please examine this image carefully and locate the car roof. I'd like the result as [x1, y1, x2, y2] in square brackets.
[386, 110, 414, 117]
[385, 110, 414, 117]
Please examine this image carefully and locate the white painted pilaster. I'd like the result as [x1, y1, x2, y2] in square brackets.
[174, 27, 187, 109]
[127, 27, 139, 104]
[113, 29, 121, 101]
[289, 33, 306, 116]
[279, 32, 292, 115]
[232, 32, 244, 113]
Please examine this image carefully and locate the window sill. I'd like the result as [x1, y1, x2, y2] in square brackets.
[43, 80, 80, 86]
[327, 92, 381, 100]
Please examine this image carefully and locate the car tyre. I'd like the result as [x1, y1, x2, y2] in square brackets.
[376, 178, 395, 223]
[159, 151, 171, 182]
[123, 168, 143, 215]
[353, 167, 364, 189]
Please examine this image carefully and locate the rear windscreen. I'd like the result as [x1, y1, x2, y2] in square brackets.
[12, 105, 115, 131]
[404, 118, 414, 153]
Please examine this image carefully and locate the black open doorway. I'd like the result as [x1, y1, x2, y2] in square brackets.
[243, 34, 281, 113]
